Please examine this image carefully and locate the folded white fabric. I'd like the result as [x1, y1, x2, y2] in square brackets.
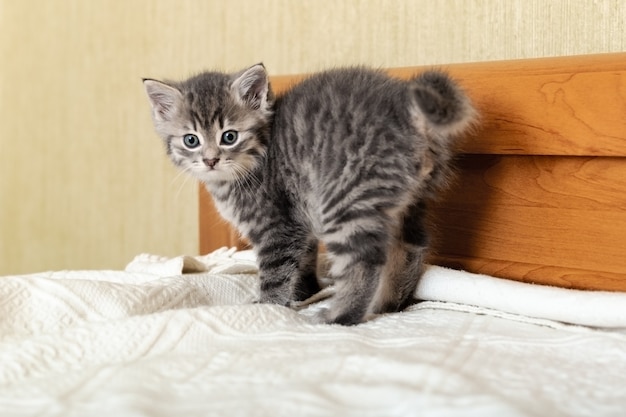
[125, 247, 258, 275]
[126, 248, 626, 328]
[416, 265, 626, 328]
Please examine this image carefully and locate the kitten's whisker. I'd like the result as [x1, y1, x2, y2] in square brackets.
[231, 162, 261, 201]
[169, 164, 194, 188]
[173, 169, 195, 200]
[231, 164, 252, 201]
[234, 160, 261, 189]
[168, 164, 197, 201]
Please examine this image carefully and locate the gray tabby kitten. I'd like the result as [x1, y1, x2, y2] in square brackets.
[143, 64, 475, 325]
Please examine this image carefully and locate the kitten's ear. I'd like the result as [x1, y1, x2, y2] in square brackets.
[231, 64, 273, 111]
[143, 79, 184, 122]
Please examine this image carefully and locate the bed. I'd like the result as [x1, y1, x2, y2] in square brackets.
[2, 53, 626, 417]
[201, 52, 626, 292]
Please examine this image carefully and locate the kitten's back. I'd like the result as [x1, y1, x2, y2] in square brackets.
[275, 67, 475, 140]
[270, 67, 474, 197]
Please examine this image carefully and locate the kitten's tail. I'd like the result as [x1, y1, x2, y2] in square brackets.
[410, 71, 477, 138]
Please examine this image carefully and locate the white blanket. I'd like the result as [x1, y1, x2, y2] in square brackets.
[1, 248, 625, 417]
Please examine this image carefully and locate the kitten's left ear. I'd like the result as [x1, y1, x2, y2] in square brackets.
[231, 63, 273, 112]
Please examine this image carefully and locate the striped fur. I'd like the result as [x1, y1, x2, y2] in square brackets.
[144, 64, 476, 325]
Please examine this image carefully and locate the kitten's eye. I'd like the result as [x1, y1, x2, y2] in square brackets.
[183, 134, 200, 149]
[221, 130, 239, 146]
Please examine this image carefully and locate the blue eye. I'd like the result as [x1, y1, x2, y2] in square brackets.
[183, 134, 200, 148]
[221, 130, 239, 145]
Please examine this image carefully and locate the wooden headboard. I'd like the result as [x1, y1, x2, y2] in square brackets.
[199, 53, 626, 292]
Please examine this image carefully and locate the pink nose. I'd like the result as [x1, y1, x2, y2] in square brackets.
[203, 158, 220, 168]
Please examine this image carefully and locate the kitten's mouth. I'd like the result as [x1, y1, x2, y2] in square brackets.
[197, 163, 232, 183]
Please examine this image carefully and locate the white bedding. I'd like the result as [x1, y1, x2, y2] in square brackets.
[1, 248, 625, 417]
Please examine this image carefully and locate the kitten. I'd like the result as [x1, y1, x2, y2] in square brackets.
[143, 64, 476, 325]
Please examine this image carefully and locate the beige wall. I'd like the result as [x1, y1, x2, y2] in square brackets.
[1, 0, 625, 274]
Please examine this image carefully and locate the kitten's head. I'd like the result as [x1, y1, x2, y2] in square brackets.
[143, 64, 273, 184]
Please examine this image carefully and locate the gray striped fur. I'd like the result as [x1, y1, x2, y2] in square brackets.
[144, 64, 476, 325]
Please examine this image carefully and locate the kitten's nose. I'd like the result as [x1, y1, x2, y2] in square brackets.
[203, 158, 220, 169]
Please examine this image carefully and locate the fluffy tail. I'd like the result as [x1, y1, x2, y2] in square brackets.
[411, 70, 477, 138]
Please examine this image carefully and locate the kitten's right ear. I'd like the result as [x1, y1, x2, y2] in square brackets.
[143, 79, 183, 122]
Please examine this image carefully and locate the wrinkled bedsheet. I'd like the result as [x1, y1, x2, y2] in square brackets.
[1, 249, 625, 417]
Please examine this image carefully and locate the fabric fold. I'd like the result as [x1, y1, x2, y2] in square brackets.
[125, 247, 626, 328]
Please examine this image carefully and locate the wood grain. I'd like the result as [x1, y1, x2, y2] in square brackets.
[199, 54, 626, 291]
[429, 255, 626, 292]
[428, 155, 626, 290]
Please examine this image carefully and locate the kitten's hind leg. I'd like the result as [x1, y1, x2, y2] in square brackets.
[372, 200, 429, 314]
[319, 224, 391, 325]
[292, 238, 322, 302]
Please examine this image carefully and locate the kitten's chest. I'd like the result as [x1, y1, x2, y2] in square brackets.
[211, 195, 238, 225]
[207, 182, 268, 239]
